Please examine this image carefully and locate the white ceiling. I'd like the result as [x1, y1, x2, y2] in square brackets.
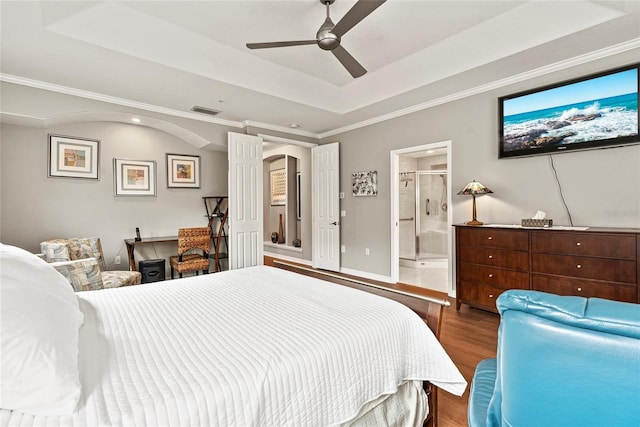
[1, 0, 639, 139]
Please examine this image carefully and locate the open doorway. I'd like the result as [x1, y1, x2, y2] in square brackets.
[390, 141, 452, 295]
[258, 135, 316, 264]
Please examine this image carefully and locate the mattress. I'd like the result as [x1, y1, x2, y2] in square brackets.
[1, 265, 466, 426]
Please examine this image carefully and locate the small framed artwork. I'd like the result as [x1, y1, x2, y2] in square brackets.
[48, 134, 100, 180]
[114, 158, 156, 196]
[352, 170, 378, 196]
[167, 153, 200, 188]
[270, 169, 286, 205]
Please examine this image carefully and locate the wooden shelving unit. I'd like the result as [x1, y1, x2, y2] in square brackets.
[203, 196, 228, 272]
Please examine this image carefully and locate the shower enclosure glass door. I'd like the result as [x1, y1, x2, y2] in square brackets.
[417, 172, 448, 261]
[399, 171, 448, 261]
[399, 172, 416, 259]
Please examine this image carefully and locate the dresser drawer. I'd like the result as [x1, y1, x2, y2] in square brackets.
[531, 232, 636, 259]
[460, 263, 529, 289]
[460, 283, 515, 312]
[457, 227, 528, 250]
[531, 253, 636, 284]
[532, 274, 637, 303]
[458, 246, 529, 270]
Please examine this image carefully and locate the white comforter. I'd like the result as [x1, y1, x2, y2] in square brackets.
[2, 266, 466, 426]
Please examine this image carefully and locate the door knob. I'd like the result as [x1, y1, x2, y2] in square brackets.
[330, 221, 339, 226]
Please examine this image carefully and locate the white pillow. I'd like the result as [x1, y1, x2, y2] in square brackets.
[0, 243, 84, 415]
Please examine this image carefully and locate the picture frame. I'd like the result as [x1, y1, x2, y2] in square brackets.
[167, 153, 201, 188]
[352, 171, 378, 196]
[270, 169, 286, 206]
[48, 134, 100, 180]
[114, 158, 156, 196]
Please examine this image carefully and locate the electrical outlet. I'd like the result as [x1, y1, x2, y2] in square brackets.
[339, 192, 345, 199]
[341, 210, 346, 217]
[365, 248, 370, 256]
[114, 255, 121, 265]
[341, 245, 346, 253]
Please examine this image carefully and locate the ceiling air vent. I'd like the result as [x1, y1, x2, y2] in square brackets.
[190, 105, 222, 116]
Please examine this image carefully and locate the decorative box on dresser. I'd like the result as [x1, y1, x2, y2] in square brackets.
[455, 225, 639, 313]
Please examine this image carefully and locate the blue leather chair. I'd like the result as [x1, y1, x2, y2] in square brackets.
[468, 290, 640, 427]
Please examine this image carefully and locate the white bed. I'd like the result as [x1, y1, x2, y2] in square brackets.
[0, 244, 466, 427]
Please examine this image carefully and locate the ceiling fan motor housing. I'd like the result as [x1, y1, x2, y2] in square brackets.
[317, 18, 340, 50]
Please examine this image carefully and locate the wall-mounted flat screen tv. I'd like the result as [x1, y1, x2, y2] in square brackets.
[499, 63, 639, 158]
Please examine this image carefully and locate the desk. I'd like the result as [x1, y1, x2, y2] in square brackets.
[125, 236, 177, 271]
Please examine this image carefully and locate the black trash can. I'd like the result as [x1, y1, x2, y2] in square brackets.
[139, 259, 166, 284]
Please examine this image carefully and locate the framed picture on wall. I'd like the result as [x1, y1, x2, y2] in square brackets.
[114, 158, 156, 196]
[48, 134, 100, 180]
[270, 169, 286, 205]
[352, 170, 378, 196]
[167, 153, 200, 188]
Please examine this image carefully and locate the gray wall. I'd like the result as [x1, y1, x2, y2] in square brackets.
[0, 121, 228, 274]
[2, 50, 639, 282]
[325, 51, 640, 277]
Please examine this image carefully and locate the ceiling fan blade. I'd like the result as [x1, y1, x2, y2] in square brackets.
[331, 0, 386, 38]
[246, 40, 317, 49]
[331, 45, 366, 78]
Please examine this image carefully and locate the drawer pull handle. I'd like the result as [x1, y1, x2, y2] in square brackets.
[488, 255, 493, 259]
[576, 242, 581, 246]
[488, 294, 494, 298]
[488, 274, 494, 278]
[487, 236, 493, 240]
[577, 287, 582, 292]
[577, 264, 582, 269]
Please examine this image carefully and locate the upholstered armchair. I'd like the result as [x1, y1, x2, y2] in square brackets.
[40, 238, 141, 291]
[468, 290, 640, 427]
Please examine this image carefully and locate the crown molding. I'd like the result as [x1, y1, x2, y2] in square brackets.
[242, 120, 319, 139]
[3, 38, 639, 141]
[318, 38, 640, 139]
[0, 73, 245, 128]
[0, 73, 323, 139]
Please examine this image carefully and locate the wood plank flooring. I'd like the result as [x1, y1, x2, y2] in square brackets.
[437, 300, 499, 426]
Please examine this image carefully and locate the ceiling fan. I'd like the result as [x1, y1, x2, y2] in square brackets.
[246, 0, 386, 78]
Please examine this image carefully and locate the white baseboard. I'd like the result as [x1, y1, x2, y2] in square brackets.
[339, 266, 394, 284]
[264, 251, 312, 266]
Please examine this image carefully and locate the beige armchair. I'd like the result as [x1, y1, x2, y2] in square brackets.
[40, 237, 141, 290]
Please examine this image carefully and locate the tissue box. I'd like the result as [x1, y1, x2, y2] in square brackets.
[521, 219, 553, 227]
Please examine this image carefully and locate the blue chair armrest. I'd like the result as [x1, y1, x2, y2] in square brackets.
[468, 358, 497, 427]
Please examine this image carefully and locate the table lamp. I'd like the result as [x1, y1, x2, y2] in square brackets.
[457, 180, 493, 226]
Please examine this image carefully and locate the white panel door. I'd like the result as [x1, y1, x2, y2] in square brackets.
[228, 132, 263, 270]
[312, 142, 340, 271]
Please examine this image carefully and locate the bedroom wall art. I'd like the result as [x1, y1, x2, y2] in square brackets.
[270, 168, 286, 205]
[352, 171, 378, 196]
[48, 134, 100, 180]
[166, 153, 200, 188]
[113, 158, 157, 196]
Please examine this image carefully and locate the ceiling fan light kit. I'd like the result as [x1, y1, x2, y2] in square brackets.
[246, 0, 386, 78]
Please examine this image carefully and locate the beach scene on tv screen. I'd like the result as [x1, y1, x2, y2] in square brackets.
[502, 68, 638, 151]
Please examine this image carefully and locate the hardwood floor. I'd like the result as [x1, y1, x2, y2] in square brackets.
[437, 301, 499, 426]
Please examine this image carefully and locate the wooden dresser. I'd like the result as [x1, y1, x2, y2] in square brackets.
[455, 225, 640, 312]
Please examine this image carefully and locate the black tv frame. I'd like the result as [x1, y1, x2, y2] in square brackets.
[498, 63, 640, 159]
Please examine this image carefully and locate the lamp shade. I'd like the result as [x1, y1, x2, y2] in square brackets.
[457, 180, 493, 196]
[457, 180, 493, 226]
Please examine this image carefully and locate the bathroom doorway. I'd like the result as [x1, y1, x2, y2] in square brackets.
[391, 141, 452, 295]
